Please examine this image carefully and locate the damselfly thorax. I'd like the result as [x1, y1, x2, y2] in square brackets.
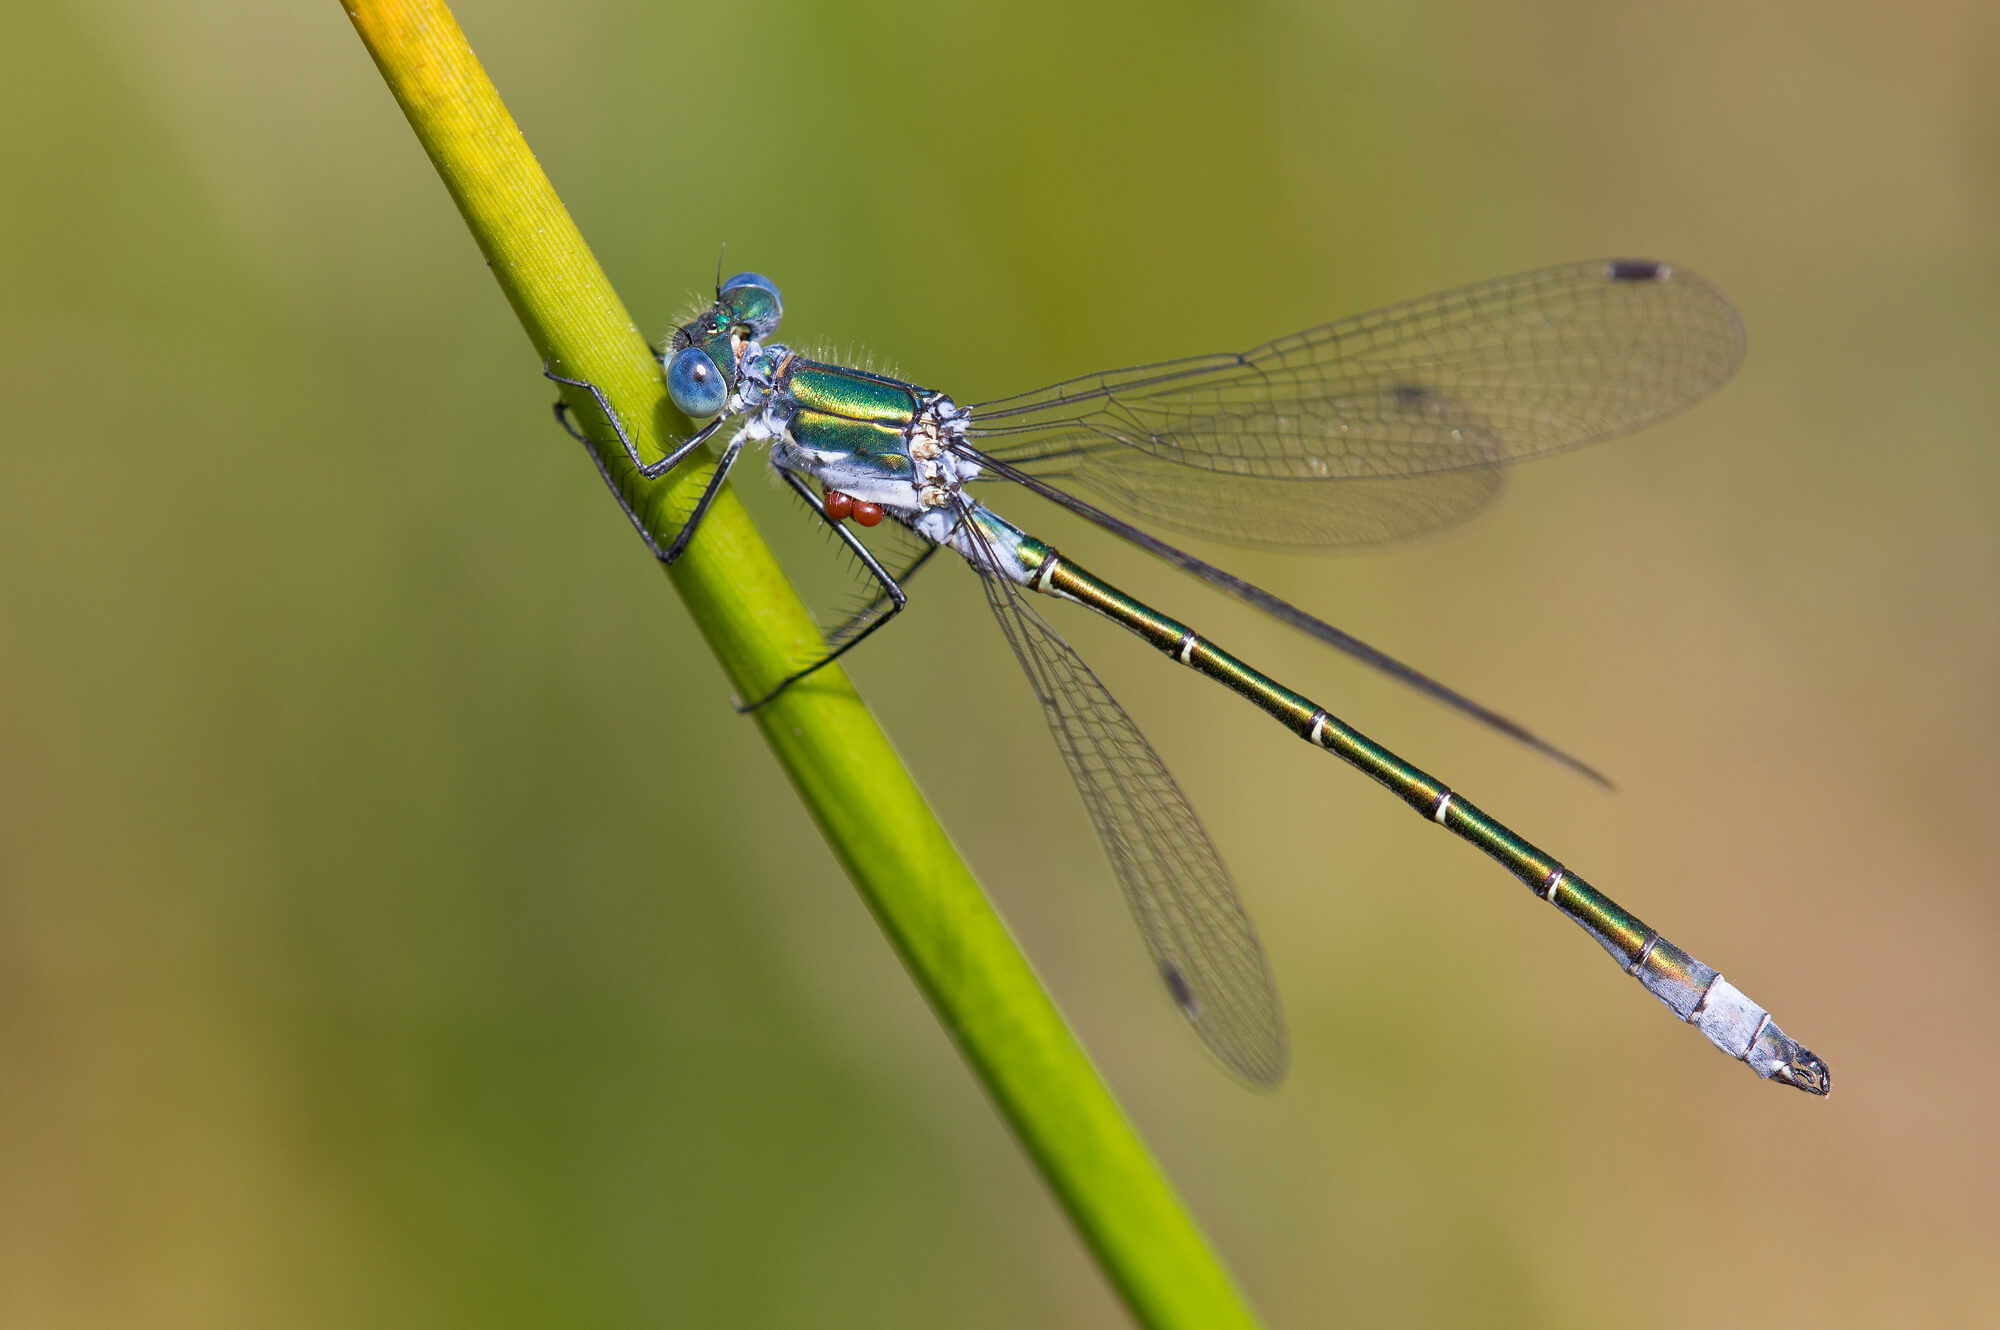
[747, 353, 999, 560]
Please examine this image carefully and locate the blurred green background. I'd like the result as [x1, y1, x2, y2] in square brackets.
[3, 1, 1995, 1326]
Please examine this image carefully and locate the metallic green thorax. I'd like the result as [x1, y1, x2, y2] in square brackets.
[780, 357, 924, 473]
[1016, 537, 1830, 1094]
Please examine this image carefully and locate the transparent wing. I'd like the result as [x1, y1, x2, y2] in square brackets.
[974, 550, 1288, 1085]
[969, 260, 1742, 547]
[978, 449, 1508, 552]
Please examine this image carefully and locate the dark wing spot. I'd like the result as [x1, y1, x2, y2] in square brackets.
[1161, 963, 1201, 1017]
[1606, 259, 1670, 282]
[1390, 382, 1435, 409]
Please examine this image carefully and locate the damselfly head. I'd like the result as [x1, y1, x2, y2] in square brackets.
[662, 273, 783, 418]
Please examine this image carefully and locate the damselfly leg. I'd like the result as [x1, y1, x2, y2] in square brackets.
[546, 365, 739, 564]
[547, 365, 724, 479]
[732, 470, 922, 712]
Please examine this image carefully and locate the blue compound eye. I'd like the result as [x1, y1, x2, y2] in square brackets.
[721, 271, 781, 303]
[667, 346, 729, 417]
[719, 272, 783, 338]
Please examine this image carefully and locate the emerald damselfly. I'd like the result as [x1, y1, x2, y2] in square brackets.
[548, 260, 1829, 1095]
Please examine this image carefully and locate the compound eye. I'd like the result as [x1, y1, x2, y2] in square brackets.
[666, 346, 728, 417]
[719, 272, 783, 338]
[721, 272, 781, 304]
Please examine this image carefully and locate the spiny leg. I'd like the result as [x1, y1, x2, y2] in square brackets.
[657, 430, 749, 565]
[822, 513, 940, 645]
[735, 470, 921, 712]
[554, 393, 678, 563]
[545, 364, 722, 478]
[544, 364, 739, 565]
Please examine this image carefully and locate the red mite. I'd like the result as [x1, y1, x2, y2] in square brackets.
[822, 488, 882, 526]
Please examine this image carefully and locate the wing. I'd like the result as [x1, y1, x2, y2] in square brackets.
[977, 448, 1508, 552]
[969, 259, 1742, 548]
[974, 550, 1288, 1086]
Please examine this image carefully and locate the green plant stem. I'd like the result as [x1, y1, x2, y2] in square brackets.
[341, 4, 1266, 1326]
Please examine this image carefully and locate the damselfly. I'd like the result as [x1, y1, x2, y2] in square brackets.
[549, 260, 1829, 1095]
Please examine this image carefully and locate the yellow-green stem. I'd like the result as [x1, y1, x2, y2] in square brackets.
[341, 4, 1265, 1326]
